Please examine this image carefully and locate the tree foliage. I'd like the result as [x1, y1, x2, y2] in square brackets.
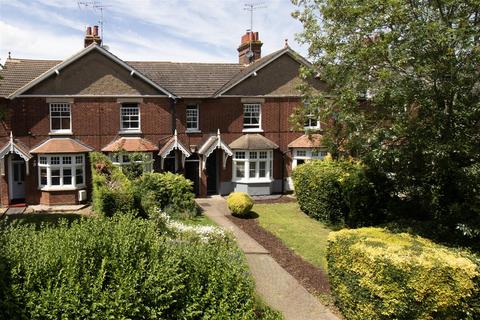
[292, 0, 480, 235]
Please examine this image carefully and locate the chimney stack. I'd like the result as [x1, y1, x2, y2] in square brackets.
[237, 31, 262, 65]
[84, 25, 102, 47]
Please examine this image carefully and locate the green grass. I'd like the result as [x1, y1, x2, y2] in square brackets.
[252, 202, 332, 271]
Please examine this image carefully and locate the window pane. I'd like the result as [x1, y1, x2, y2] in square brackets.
[51, 169, 60, 185]
[40, 168, 47, 185]
[51, 118, 61, 130]
[61, 118, 70, 130]
[249, 162, 256, 178]
[259, 161, 267, 177]
[236, 162, 245, 178]
[76, 167, 84, 185]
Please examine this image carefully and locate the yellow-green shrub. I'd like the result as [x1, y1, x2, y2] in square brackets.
[328, 228, 480, 320]
[227, 192, 254, 216]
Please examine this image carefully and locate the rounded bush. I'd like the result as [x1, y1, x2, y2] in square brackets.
[227, 192, 254, 216]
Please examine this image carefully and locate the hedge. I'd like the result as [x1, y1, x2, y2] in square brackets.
[90, 152, 135, 216]
[292, 157, 378, 227]
[227, 192, 254, 215]
[0, 214, 274, 319]
[327, 227, 480, 320]
[90, 152, 197, 218]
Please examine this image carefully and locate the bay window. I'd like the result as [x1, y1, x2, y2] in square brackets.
[233, 150, 273, 182]
[38, 154, 85, 190]
[292, 149, 327, 168]
[110, 152, 153, 173]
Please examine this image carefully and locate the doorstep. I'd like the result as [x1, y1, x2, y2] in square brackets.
[28, 204, 89, 213]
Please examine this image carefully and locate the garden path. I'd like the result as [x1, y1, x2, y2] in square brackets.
[195, 196, 339, 320]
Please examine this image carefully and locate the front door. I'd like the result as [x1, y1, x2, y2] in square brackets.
[185, 160, 200, 196]
[206, 151, 218, 195]
[9, 156, 26, 200]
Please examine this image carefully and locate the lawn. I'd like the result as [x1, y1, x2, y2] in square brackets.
[252, 202, 332, 271]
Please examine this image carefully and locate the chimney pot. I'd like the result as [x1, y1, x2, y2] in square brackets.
[93, 25, 99, 37]
[238, 31, 263, 65]
[86, 26, 92, 35]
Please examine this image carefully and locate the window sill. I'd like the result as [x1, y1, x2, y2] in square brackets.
[233, 179, 273, 184]
[304, 127, 321, 132]
[39, 185, 86, 192]
[118, 130, 142, 135]
[49, 131, 73, 136]
[186, 129, 201, 134]
[242, 128, 264, 133]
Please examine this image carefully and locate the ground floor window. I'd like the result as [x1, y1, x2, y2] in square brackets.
[292, 148, 327, 168]
[233, 150, 273, 182]
[110, 152, 153, 174]
[38, 154, 85, 189]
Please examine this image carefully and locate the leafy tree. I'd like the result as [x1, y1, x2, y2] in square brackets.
[292, 0, 480, 236]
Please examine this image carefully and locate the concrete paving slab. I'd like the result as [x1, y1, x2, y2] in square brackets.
[196, 197, 339, 320]
[29, 204, 88, 213]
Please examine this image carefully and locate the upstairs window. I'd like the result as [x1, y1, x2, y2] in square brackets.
[186, 105, 199, 131]
[50, 103, 71, 133]
[304, 114, 320, 130]
[243, 104, 261, 130]
[120, 104, 140, 132]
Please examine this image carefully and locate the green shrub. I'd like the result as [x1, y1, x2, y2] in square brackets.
[227, 192, 254, 216]
[0, 214, 269, 319]
[134, 172, 196, 217]
[327, 227, 480, 320]
[292, 157, 378, 227]
[90, 152, 136, 216]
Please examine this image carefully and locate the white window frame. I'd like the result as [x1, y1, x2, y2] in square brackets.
[110, 152, 153, 173]
[304, 114, 321, 130]
[242, 103, 262, 132]
[49, 103, 72, 134]
[120, 103, 141, 133]
[233, 150, 273, 183]
[186, 104, 200, 132]
[38, 154, 85, 191]
[292, 148, 327, 168]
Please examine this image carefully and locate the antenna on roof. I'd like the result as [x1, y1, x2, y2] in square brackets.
[244, 2, 266, 58]
[78, 0, 111, 47]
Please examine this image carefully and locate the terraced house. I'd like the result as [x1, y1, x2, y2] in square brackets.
[0, 26, 327, 206]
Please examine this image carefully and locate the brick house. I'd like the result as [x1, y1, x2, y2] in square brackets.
[0, 26, 327, 206]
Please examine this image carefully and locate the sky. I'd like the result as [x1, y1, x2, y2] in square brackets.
[0, 0, 308, 64]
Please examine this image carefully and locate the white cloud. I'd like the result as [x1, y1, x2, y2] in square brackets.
[0, 0, 308, 62]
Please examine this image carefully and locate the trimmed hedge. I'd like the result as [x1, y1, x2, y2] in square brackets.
[292, 157, 378, 227]
[227, 192, 254, 216]
[327, 228, 480, 320]
[0, 214, 270, 319]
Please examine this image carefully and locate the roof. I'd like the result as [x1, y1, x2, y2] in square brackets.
[128, 61, 242, 97]
[0, 135, 33, 161]
[215, 46, 312, 96]
[229, 134, 279, 150]
[287, 134, 324, 148]
[5, 44, 175, 99]
[30, 138, 94, 154]
[158, 131, 191, 158]
[101, 137, 158, 152]
[0, 45, 310, 99]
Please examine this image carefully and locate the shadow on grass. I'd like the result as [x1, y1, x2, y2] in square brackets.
[1, 213, 84, 229]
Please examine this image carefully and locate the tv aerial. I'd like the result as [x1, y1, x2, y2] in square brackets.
[77, 0, 111, 47]
[244, 2, 266, 60]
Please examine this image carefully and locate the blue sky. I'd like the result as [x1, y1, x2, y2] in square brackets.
[0, 0, 307, 64]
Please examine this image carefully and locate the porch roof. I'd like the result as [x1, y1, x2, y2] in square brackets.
[0, 134, 32, 161]
[159, 130, 191, 158]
